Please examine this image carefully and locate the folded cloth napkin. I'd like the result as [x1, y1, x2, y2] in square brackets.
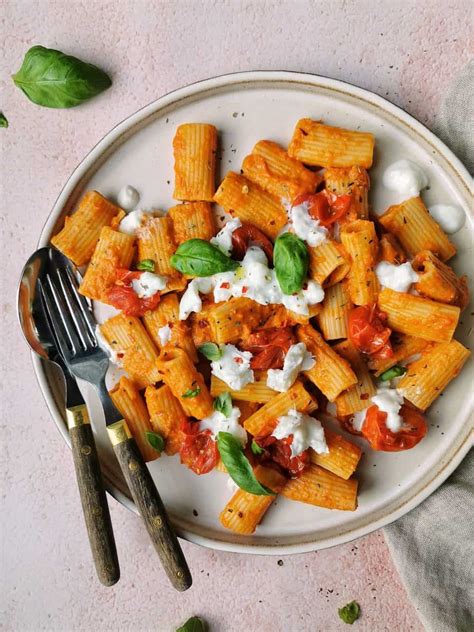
[384, 61, 474, 632]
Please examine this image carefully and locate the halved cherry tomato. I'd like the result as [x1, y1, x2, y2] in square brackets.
[240, 327, 295, 369]
[348, 303, 393, 359]
[179, 428, 218, 475]
[361, 404, 427, 451]
[256, 435, 309, 477]
[231, 222, 274, 260]
[107, 268, 161, 317]
[292, 191, 352, 228]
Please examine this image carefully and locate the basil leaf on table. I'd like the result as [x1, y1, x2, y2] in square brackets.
[136, 259, 155, 272]
[12, 45, 111, 108]
[338, 601, 361, 625]
[0, 113, 8, 128]
[217, 432, 275, 496]
[176, 616, 207, 632]
[273, 232, 309, 294]
[170, 239, 239, 276]
[182, 386, 201, 398]
[145, 431, 164, 452]
[213, 392, 232, 417]
[198, 342, 222, 362]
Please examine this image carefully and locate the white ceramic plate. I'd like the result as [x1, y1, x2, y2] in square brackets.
[34, 71, 473, 554]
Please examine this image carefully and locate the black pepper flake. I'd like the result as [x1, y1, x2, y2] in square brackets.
[192, 509, 198, 517]
[277, 559, 284, 566]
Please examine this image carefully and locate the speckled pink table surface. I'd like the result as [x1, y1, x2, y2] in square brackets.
[1, 1, 470, 630]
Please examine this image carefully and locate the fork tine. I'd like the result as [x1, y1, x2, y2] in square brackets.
[56, 268, 95, 349]
[39, 279, 75, 360]
[63, 266, 97, 340]
[45, 274, 83, 355]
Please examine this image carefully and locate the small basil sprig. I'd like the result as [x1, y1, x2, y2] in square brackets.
[251, 439, 265, 456]
[380, 365, 407, 381]
[136, 259, 155, 272]
[273, 232, 309, 294]
[338, 601, 361, 625]
[198, 342, 222, 361]
[12, 45, 112, 108]
[176, 616, 207, 632]
[217, 432, 275, 496]
[182, 386, 201, 398]
[214, 392, 232, 417]
[170, 239, 239, 277]
[145, 431, 164, 452]
[0, 113, 8, 128]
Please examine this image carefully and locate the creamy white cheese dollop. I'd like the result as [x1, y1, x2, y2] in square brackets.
[266, 343, 315, 392]
[95, 325, 124, 366]
[428, 204, 466, 234]
[117, 185, 140, 212]
[271, 409, 329, 457]
[383, 160, 428, 202]
[178, 246, 325, 319]
[281, 199, 328, 247]
[199, 406, 247, 446]
[157, 324, 172, 346]
[210, 344, 254, 391]
[118, 208, 155, 236]
[210, 218, 242, 255]
[351, 409, 368, 432]
[371, 387, 404, 432]
[131, 271, 167, 298]
[375, 261, 419, 293]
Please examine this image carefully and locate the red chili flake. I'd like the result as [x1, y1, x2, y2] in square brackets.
[234, 357, 243, 364]
[303, 282, 308, 290]
[360, 393, 369, 400]
[220, 282, 230, 289]
[242, 286, 248, 293]
[198, 320, 208, 329]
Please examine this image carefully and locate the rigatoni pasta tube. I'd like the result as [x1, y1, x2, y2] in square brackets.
[378, 288, 460, 343]
[219, 466, 287, 534]
[334, 340, 376, 416]
[109, 377, 158, 462]
[324, 166, 370, 220]
[168, 202, 216, 245]
[379, 197, 456, 261]
[100, 313, 161, 387]
[397, 340, 470, 410]
[214, 172, 287, 240]
[79, 227, 135, 302]
[206, 297, 266, 345]
[296, 324, 357, 401]
[156, 347, 214, 419]
[368, 334, 430, 376]
[51, 191, 123, 266]
[412, 250, 469, 309]
[210, 371, 276, 403]
[287, 119, 375, 168]
[137, 216, 178, 277]
[311, 429, 362, 480]
[173, 123, 217, 201]
[281, 464, 358, 511]
[340, 220, 379, 305]
[243, 381, 316, 437]
[308, 240, 350, 288]
[317, 281, 353, 340]
[242, 140, 322, 201]
[145, 384, 188, 455]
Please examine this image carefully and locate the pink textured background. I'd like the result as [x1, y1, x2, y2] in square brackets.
[1, 1, 470, 630]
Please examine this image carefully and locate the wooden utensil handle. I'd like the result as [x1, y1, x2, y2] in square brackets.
[107, 420, 192, 592]
[68, 410, 120, 587]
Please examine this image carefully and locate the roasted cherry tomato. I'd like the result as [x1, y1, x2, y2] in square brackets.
[107, 268, 161, 317]
[348, 303, 393, 359]
[240, 327, 295, 370]
[231, 222, 274, 261]
[361, 404, 427, 451]
[292, 191, 352, 228]
[179, 428, 218, 475]
[256, 434, 309, 477]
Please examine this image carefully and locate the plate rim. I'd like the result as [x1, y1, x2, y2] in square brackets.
[31, 70, 474, 555]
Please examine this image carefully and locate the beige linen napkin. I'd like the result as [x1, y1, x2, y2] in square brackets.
[384, 61, 473, 632]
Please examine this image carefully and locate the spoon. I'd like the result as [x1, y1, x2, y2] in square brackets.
[18, 248, 120, 586]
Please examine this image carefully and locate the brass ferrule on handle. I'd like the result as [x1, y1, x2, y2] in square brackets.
[107, 419, 132, 446]
[66, 404, 90, 430]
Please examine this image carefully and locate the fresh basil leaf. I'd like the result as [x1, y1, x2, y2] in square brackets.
[170, 239, 239, 277]
[12, 45, 112, 109]
[251, 439, 265, 456]
[198, 342, 223, 362]
[217, 432, 275, 496]
[338, 601, 361, 625]
[145, 431, 164, 452]
[136, 259, 155, 272]
[214, 392, 232, 417]
[0, 112, 8, 128]
[380, 365, 407, 381]
[182, 386, 201, 398]
[273, 232, 309, 295]
[176, 616, 207, 632]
